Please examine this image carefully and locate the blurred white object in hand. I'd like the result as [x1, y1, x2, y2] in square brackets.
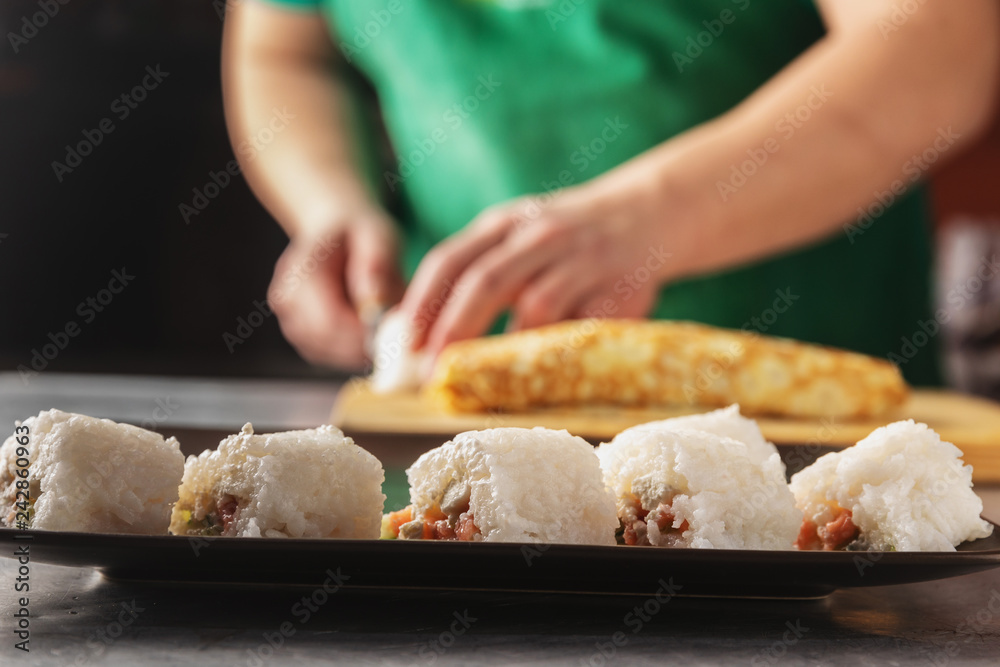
[370, 309, 429, 393]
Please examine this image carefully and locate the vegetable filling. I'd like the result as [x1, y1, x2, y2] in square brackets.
[382, 504, 482, 541]
[795, 507, 860, 551]
[618, 494, 689, 547]
[183, 494, 240, 536]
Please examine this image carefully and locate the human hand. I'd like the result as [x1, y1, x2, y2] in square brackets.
[268, 210, 403, 370]
[400, 179, 677, 359]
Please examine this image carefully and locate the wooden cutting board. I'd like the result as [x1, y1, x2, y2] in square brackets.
[331, 380, 1000, 481]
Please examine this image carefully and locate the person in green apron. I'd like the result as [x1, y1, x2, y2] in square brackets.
[225, 0, 998, 386]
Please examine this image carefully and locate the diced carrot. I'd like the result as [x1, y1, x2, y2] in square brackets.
[383, 506, 414, 539]
[795, 519, 822, 551]
[422, 521, 436, 540]
[424, 505, 448, 523]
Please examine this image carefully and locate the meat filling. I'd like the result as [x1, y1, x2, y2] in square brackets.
[618, 494, 689, 547]
[384, 503, 481, 541]
[184, 494, 240, 536]
[795, 507, 860, 551]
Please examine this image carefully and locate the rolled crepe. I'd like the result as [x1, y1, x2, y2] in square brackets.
[389, 427, 618, 545]
[169, 423, 385, 538]
[598, 425, 801, 549]
[0, 409, 183, 534]
[426, 319, 909, 418]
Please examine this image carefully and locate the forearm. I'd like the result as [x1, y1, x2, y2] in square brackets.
[607, 0, 999, 280]
[222, 3, 381, 238]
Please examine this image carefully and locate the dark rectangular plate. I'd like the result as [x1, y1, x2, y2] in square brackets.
[2, 522, 999, 599]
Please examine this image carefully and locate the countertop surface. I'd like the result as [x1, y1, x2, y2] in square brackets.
[1, 372, 999, 666]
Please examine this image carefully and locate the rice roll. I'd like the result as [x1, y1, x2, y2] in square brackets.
[385, 427, 617, 545]
[597, 426, 801, 549]
[790, 420, 993, 551]
[169, 423, 384, 539]
[621, 404, 779, 466]
[0, 409, 183, 534]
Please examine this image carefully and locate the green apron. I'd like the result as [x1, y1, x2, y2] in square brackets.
[266, 0, 940, 385]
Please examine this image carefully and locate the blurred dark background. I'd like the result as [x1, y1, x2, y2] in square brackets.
[0, 0, 332, 378]
[1, 0, 998, 392]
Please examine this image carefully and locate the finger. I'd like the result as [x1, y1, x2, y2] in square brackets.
[423, 237, 555, 358]
[281, 275, 368, 368]
[276, 307, 367, 369]
[510, 261, 606, 332]
[345, 222, 403, 315]
[267, 231, 343, 309]
[269, 240, 368, 368]
[401, 210, 514, 349]
[573, 282, 660, 322]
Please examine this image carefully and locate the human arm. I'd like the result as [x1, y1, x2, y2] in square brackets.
[403, 0, 1000, 358]
[223, 0, 402, 368]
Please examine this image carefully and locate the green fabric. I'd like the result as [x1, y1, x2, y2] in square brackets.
[262, 0, 941, 385]
[381, 466, 409, 512]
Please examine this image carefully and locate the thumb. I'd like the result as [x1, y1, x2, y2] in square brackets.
[345, 221, 403, 315]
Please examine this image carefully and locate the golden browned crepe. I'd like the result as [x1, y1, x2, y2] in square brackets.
[425, 319, 908, 419]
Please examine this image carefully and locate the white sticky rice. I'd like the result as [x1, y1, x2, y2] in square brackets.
[406, 427, 618, 544]
[620, 404, 780, 466]
[170, 423, 385, 538]
[597, 426, 801, 549]
[0, 409, 183, 534]
[790, 420, 993, 551]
